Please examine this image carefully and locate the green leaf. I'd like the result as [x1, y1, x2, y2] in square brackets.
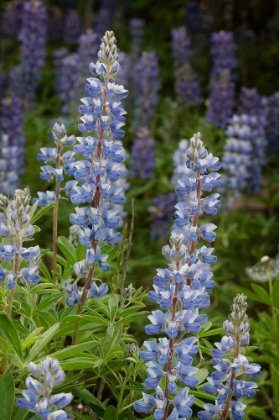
[0, 375, 15, 420]
[114, 312, 148, 326]
[195, 368, 208, 385]
[39, 261, 53, 283]
[272, 279, 279, 304]
[0, 337, 15, 354]
[30, 202, 53, 224]
[50, 342, 97, 360]
[30, 283, 56, 294]
[13, 409, 29, 420]
[72, 386, 106, 409]
[29, 199, 39, 220]
[104, 406, 118, 420]
[0, 315, 23, 361]
[251, 283, 271, 305]
[36, 293, 63, 311]
[197, 327, 224, 338]
[25, 323, 59, 363]
[60, 357, 98, 370]
[107, 325, 114, 337]
[57, 236, 76, 264]
[108, 296, 119, 311]
[76, 242, 86, 262]
[22, 328, 44, 349]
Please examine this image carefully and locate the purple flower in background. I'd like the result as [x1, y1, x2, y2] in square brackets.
[238, 87, 262, 117]
[63, 8, 82, 46]
[17, 0, 47, 108]
[132, 50, 161, 128]
[207, 70, 235, 129]
[47, 6, 64, 43]
[130, 130, 155, 179]
[55, 53, 80, 115]
[0, 135, 21, 196]
[210, 31, 238, 79]
[130, 51, 161, 179]
[94, 5, 115, 38]
[1, 0, 22, 38]
[171, 26, 191, 71]
[77, 30, 100, 95]
[129, 19, 145, 60]
[0, 94, 25, 194]
[222, 113, 267, 206]
[171, 26, 202, 106]
[149, 193, 176, 240]
[185, 2, 202, 35]
[261, 92, 279, 151]
[175, 64, 202, 107]
[135, 132, 221, 419]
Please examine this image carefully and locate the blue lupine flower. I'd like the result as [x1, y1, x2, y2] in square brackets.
[17, 357, 72, 419]
[90, 281, 109, 297]
[134, 392, 156, 413]
[34, 123, 76, 208]
[62, 31, 129, 306]
[173, 387, 194, 418]
[0, 188, 41, 290]
[199, 294, 261, 419]
[135, 133, 221, 418]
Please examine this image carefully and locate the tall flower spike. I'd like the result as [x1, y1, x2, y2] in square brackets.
[210, 31, 238, 80]
[207, 69, 235, 130]
[171, 26, 202, 107]
[17, 0, 47, 108]
[17, 357, 73, 419]
[198, 294, 261, 420]
[130, 51, 161, 179]
[134, 132, 221, 419]
[0, 188, 41, 318]
[64, 31, 128, 310]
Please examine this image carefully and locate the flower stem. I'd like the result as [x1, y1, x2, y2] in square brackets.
[52, 143, 62, 287]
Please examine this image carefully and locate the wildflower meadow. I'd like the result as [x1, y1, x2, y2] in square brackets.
[1, 1, 279, 419]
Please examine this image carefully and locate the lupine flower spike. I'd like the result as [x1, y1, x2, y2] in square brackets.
[134, 132, 221, 419]
[62, 32, 128, 340]
[0, 188, 41, 317]
[17, 357, 73, 419]
[198, 294, 261, 420]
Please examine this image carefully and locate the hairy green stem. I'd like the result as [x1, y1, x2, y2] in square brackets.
[52, 143, 62, 287]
